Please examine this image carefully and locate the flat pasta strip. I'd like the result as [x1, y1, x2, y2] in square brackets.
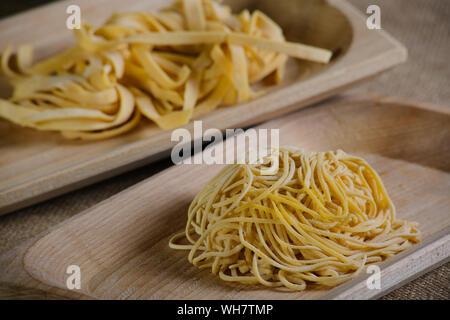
[0, 0, 332, 139]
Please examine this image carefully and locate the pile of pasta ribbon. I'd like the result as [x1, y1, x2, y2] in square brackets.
[169, 147, 421, 291]
[0, 0, 331, 140]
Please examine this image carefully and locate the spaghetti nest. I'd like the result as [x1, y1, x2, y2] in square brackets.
[170, 147, 421, 291]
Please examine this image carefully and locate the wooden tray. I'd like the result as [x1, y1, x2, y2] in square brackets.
[0, 0, 407, 215]
[1, 95, 448, 299]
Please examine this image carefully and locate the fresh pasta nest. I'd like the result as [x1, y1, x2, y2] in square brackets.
[0, 0, 331, 140]
[169, 147, 421, 291]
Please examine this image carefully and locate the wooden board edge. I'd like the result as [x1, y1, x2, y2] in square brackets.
[0, 148, 171, 215]
[2, 215, 448, 300]
[339, 92, 450, 114]
[0, 236, 89, 300]
[320, 227, 450, 300]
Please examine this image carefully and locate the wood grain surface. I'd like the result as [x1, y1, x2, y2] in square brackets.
[0, 0, 407, 215]
[1, 95, 448, 299]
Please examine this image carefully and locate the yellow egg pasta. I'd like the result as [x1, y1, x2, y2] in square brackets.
[0, 0, 332, 139]
[169, 147, 421, 291]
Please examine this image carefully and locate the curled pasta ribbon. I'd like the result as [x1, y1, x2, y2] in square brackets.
[0, 0, 332, 139]
[169, 147, 421, 291]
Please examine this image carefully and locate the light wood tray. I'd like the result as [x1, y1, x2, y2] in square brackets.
[1, 95, 448, 299]
[0, 0, 407, 215]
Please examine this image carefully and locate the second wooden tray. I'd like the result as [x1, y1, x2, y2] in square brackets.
[1, 95, 448, 299]
[0, 0, 407, 215]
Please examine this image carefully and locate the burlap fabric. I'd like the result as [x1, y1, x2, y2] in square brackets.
[0, 0, 448, 299]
